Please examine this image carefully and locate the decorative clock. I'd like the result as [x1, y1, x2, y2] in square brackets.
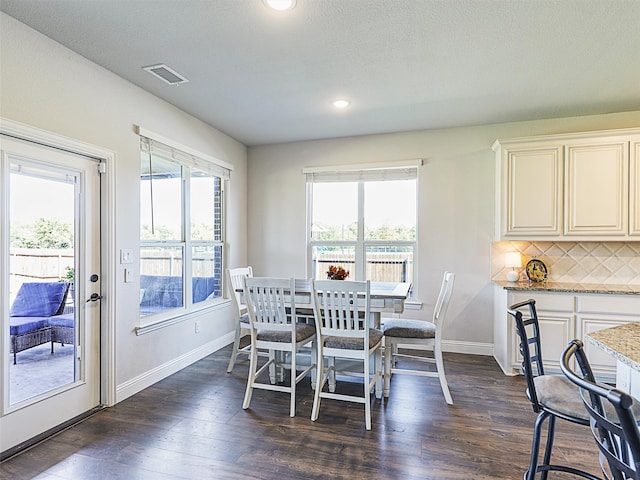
[525, 257, 548, 283]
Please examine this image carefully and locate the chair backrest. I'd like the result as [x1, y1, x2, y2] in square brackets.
[561, 340, 640, 480]
[433, 271, 455, 329]
[10, 281, 70, 317]
[243, 276, 295, 333]
[507, 299, 545, 412]
[225, 266, 253, 315]
[312, 280, 371, 340]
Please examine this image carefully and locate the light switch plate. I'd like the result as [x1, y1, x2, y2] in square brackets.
[120, 249, 133, 264]
[124, 268, 133, 283]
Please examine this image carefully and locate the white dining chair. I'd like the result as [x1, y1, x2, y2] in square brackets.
[311, 279, 383, 430]
[226, 266, 253, 373]
[242, 277, 316, 417]
[382, 271, 455, 404]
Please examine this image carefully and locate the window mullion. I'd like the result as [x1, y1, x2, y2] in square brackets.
[183, 167, 192, 307]
[356, 181, 365, 280]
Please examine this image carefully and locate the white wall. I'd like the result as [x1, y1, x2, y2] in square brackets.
[247, 111, 640, 353]
[0, 13, 248, 399]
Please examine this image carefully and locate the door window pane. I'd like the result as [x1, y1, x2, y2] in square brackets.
[9, 164, 77, 405]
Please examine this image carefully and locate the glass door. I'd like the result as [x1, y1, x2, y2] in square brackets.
[1, 135, 101, 454]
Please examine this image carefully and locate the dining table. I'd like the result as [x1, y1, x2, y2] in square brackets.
[238, 279, 413, 326]
[584, 322, 640, 399]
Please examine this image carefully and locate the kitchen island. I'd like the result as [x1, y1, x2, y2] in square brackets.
[585, 322, 640, 399]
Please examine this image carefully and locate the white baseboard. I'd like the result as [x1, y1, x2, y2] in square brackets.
[115, 335, 494, 404]
[442, 340, 493, 357]
[115, 331, 235, 404]
[394, 340, 493, 357]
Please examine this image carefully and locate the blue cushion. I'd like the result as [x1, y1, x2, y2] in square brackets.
[48, 313, 75, 328]
[192, 276, 216, 303]
[140, 275, 183, 309]
[140, 275, 217, 313]
[9, 316, 50, 336]
[10, 282, 70, 317]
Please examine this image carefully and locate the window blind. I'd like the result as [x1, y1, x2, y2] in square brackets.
[303, 159, 421, 183]
[138, 128, 231, 180]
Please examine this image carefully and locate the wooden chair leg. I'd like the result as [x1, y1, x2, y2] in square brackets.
[226, 322, 242, 373]
[364, 353, 372, 430]
[434, 343, 453, 404]
[383, 337, 392, 398]
[242, 336, 259, 410]
[311, 350, 324, 422]
[289, 349, 297, 417]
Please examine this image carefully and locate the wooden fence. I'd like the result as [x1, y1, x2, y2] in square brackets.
[9, 248, 74, 294]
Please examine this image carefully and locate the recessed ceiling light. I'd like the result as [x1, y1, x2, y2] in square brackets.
[263, 0, 296, 11]
[332, 99, 351, 109]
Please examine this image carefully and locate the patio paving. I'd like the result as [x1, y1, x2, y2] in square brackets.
[9, 342, 75, 405]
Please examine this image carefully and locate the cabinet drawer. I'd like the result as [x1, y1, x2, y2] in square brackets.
[577, 294, 640, 316]
[510, 291, 574, 312]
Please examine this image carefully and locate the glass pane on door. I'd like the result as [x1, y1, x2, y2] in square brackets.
[9, 163, 77, 406]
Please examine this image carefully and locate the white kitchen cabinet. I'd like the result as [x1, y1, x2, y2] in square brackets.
[629, 137, 640, 235]
[495, 289, 574, 375]
[493, 128, 640, 240]
[495, 144, 563, 237]
[493, 286, 640, 381]
[564, 139, 628, 236]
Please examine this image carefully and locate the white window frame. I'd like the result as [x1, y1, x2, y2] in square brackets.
[136, 128, 232, 333]
[304, 159, 421, 285]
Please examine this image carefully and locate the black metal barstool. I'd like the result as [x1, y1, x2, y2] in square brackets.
[561, 340, 640, 480]
[508, 299, 601, 480]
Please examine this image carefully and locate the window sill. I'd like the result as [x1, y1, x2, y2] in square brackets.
[135, 298, 231, 335]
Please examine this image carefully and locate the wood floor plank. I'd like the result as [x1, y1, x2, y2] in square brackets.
[1, 349, 603, 479]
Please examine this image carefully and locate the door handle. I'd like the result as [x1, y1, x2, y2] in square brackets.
[86, 293, 103, 303]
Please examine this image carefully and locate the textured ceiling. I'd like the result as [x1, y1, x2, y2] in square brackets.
[2, 0, 640, 146]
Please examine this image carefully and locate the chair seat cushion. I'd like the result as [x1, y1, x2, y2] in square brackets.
[382, 318, 436, 339]
[48, 313, 75, 328]
[534, 375, 591, 421]
[9, 316, 51, 336]
[257, 323, 316, 343]
[324, 328, 383, 350]
[535, 374, 640, 421]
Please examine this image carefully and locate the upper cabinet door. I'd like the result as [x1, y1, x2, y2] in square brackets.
[629, 137, 640, 236]
[502, 146, 563, 237]
[495, 128, 640, 240]
[564, 140, 628, 236]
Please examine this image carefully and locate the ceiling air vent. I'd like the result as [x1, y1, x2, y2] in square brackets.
[143, 64, 189, 86]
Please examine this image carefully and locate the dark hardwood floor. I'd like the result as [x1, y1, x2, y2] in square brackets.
[1, 345, 601, 480]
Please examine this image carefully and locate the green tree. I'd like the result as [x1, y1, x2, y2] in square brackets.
[11, 218, 74, 248]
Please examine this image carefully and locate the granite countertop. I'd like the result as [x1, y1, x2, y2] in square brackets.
[494, 280, 640, 295]
[585, 322, 640, 372]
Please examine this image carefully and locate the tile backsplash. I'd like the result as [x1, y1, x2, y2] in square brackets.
[491, 241, 640, 285]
